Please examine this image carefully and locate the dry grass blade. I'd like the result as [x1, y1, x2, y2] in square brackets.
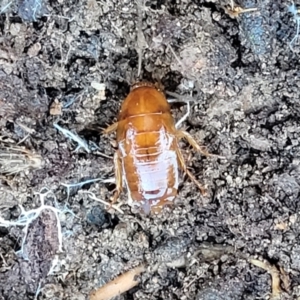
[0, 144, 42, 175]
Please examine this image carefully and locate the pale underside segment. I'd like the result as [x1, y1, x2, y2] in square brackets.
[119, 125, 179, 213]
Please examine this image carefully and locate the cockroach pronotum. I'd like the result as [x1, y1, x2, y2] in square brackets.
[104, 81, 215, 214]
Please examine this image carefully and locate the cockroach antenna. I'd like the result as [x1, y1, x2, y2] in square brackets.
[135, 0, 147, 79]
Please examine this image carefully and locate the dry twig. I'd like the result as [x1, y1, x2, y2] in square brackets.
[225, 1, 258, 18]
[135, 0, 147, 78]
[250, 259, 281, 299]
[89, 264, 146, 300]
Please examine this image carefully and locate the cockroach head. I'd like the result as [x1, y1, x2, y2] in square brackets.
[131, 81, 155, 91]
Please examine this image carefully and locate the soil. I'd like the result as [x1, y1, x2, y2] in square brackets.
[0, 0, 300, 299]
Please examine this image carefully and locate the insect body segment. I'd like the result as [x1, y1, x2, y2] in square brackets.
[104, 82, 206, 214]
[119, 124, 179, 213]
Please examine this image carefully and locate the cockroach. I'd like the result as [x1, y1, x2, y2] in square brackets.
[104, 81, 212, 214]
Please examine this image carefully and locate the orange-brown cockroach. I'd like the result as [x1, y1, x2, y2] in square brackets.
[104, 82, 210, 214]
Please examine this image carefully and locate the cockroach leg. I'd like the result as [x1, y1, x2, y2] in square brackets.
[103, 122, 118, 134]
[175, 100, 190, 129]
[176, 130, 224, 159]
[176, 130, 210, 156]
[110, 151, 123, 207]
[175, 146, 207, 195]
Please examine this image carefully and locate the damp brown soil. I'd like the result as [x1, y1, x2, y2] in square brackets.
[0, 0, 300, 299]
